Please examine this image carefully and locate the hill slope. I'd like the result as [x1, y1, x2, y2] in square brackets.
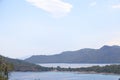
[25, 45, 120, 63]
[0, 55, 52, 71]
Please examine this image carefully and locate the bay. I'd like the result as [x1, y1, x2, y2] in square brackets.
[9, 72, 120, 80]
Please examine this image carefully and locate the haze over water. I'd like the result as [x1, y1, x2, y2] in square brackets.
[38, 63, 114, 68]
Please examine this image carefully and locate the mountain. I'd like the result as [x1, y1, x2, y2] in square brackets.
[0, 55, 52, 71]
[25, 45, 120, 63]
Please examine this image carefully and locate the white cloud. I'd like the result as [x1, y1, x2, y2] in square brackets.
[26, 0, 72, 18]
[90, 2, 97, 7]
[112, 4, 120, 9]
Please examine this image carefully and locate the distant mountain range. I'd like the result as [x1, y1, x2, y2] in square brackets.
[25, 45, 120, 63]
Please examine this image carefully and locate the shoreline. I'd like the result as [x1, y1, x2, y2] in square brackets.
[11, 70, 120, 76]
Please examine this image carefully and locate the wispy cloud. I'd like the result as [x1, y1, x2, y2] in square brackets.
[26, 0, 73, 18]
[107, 40, 120, 46]
[112, 4, 120, 9]
[89, 2, 97, 7]
[106, 32, 120, 46]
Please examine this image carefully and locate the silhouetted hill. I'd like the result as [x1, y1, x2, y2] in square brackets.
[0, 55, 52, 71]
[25, 45, 120, 63]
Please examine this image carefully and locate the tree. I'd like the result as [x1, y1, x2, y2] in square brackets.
[0, 56, 13, 80]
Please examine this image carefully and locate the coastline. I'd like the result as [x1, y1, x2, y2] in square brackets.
[11, 70, 120, 76]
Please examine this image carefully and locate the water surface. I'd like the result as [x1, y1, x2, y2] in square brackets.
[38, 63, 117, 68]
[9, 72, 120, 80]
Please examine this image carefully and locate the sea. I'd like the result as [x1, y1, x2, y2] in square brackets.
[9, 63, 120, 80]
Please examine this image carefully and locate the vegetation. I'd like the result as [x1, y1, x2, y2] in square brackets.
[0, 56, 13, 80]
[0, 55, 53, 72]
[55, 65, 120, 74]
[80, 65, 120, 74]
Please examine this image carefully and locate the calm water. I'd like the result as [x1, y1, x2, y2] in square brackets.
[38, 63, 117, 68]
[9, 72, 120, 80]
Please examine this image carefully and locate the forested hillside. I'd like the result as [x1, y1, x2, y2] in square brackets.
[0, 55, 52, 72]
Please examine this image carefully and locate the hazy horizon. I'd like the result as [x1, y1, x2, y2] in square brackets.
[0, 0, 120, 58]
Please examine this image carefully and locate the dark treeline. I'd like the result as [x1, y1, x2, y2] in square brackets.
[55, 65, 120, 74]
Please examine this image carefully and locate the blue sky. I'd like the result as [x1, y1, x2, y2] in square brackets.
[0, 0, 120, 58]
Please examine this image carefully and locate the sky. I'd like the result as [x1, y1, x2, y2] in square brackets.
[0, 0, 120, 59]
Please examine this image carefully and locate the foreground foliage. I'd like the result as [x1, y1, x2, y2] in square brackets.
[0, 56, 13, 80]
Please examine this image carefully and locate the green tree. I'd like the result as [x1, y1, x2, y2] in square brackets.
[0, 56, 13, 80]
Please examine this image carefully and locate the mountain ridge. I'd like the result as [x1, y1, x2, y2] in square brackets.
[25, 45, 120, 63]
